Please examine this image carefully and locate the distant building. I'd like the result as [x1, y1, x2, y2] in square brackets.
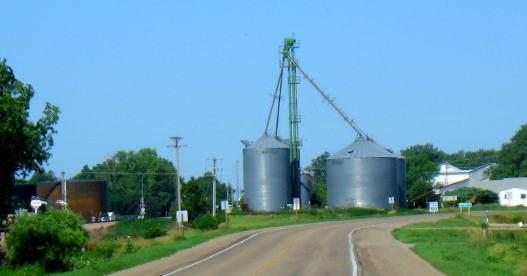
[499, 188, 527, 207]
[36, 180, 108, 221]
[439, 177, 527, 206]
[433, 163, 495, 186]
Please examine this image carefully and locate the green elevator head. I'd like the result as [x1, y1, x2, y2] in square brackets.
[284, 37, 296, 48]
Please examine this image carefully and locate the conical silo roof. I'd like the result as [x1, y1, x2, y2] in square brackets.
[329, 136, 401, 159]
[244, 134, 289, 149]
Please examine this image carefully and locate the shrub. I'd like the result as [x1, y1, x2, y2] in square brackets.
[144, 225, 168, 239]
[6, 210, 88, 272]
[445, 187, 498, 204]
[90, 241, 119, 259]
[192, 214, 218, 230]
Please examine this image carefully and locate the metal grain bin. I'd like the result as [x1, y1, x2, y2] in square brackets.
[242, 134, 291, 211]
[300, 172, 313, 208]
[326, 136, 404, 209]
[395, 157, 407, 207]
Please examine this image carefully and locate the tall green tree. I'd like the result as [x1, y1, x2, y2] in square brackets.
[305, 152, 330, 207]
[75, 149, 176, 217]
[182, 172, 229, 219]
[28, 170, 58, 185]
[491, 124, 527, 179]
[0, 59, 60, 216]
[401, 144, 442, 207]
[446, 149, 498, 169]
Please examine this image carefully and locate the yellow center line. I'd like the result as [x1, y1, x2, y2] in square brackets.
[248, 239, 297, 276]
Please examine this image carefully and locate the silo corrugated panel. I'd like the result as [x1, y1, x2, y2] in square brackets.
[300, 172, 313, 208]
[396, 158, 407, 207]
[243, 134, 291, 211]
[326, 137, 405, 209]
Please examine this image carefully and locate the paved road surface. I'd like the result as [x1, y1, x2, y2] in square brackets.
[113, 214, 451, 276]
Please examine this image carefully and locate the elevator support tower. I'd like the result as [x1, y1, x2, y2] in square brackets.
[283, 37, 301, 200]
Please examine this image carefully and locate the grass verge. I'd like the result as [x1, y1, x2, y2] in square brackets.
[393, 213, 527, 276]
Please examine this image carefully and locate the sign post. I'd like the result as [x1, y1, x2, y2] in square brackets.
[458, 202, 472, 213]
[293, 198, 300, 218]
[388, 196, 395, 211]
[429, 201, 439, 213]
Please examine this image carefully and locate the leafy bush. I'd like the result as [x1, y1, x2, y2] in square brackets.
[144, 225, 168, 239]
[192, 214, 219, 230]
[6, 210, 88, 272]
[105, 218, 172, 240]
[445, 187, 498, 204]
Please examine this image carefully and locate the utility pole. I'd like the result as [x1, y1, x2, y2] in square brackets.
[61, 171, 67, 205]
[209, 157, 222, 217]
[236, 160, 240, 202]
[168, 135, 187, 227]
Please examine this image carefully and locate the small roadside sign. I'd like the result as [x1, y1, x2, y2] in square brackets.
[220, 200, 228, 210]
[293, 198, 300, 211]
[459, 202, 472, 214]
[388, 197, 395, 204]
[441, 195, 458, 202]
[176, 210, 188, 223]
[429, 201, 439, 213]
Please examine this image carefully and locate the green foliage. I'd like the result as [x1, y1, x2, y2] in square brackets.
[492, 213, 526, 224]
[311, 182, 327, 207]
[192, 214, 219, 230]
[124, 237, 137, 254]
[28, 170, 58, 185]
[0, 59, 60, 217]
[401, 144, 442, 206]
[75, 149, 176, 217]
[491, 124, 527, 179]
[182, 173, 229, 221]
[144, 224, 168, 239]
[446, 149, 498, 169]
[305, 152, 330, 208]
[6, 210, 87, 272]
[305, 152, 330, 186]
[445, 187, 498, 204]
[105, 218, 172, 240]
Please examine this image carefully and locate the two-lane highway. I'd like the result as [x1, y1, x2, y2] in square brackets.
[113, 214, 451, 276]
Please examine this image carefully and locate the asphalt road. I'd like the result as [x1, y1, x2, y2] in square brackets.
[113, 214, 451, 276]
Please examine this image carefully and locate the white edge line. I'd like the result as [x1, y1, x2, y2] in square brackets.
[348, 224, 378, 276]
[162, 231, 266, 276]
[162, 221, 355, 276]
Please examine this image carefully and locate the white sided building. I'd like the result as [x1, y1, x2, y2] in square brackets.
[434, 163, 494, 187]
[499, 188, 527, 207]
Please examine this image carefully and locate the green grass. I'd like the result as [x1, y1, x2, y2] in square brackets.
[103, 217, 174, 240]
[57, 207, 418, 275]
[5, 205, 526, 275]
[393, 213, 527, 276]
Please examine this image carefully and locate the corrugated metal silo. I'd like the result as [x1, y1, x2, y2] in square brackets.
[300, 172, 313, 208]
[326, 136, 404, 209]
[395, 157, 407, 207]
[243, 134, 291, 211]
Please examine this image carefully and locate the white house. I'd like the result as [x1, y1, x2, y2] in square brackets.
[499, 188, 527, 207]
[434, 163, 494, 187]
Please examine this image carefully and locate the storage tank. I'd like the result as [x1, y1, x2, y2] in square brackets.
[300, 172, 313, 208]
[326, 136, 404, 209]
[36, 180, 108, 221]
[242, 134, 291, 211]
[395, 157, 407, 207]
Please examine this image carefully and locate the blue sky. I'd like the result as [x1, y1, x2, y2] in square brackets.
[2, 1, 526, 185]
